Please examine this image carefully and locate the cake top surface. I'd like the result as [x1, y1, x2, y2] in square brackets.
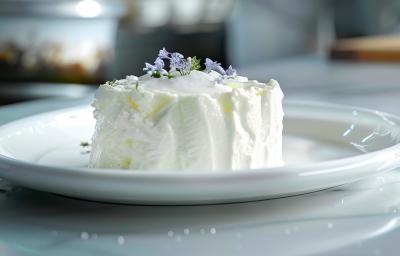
[102, 48, 279, 96]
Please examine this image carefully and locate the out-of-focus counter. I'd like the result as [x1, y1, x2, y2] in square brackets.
[240, 57, 400, 114]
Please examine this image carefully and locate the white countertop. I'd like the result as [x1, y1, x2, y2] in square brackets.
[1, 59, 400, 256]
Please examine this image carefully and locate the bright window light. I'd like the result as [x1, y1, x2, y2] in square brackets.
[76, 0, 102, 18]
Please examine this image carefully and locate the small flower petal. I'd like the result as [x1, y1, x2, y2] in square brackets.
[143, 62, 156, 72]
[204, 58, 214, 70]
[170, 54, 190, 73]
[171, 52, 184, 59]
[225, 65, 237, 76]
[159, 69, 168, 75]
[154, 57, 165, 70]
[158, 47, 170, 59]
[205, 58, 226, 75]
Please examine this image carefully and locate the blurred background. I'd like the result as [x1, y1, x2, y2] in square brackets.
[1, 0, 400, 109]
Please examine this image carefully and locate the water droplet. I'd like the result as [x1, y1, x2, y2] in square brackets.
[80, 232, 90, 240]
[341, 199, 345, 205]
[200, 228, 206, 235]
[175, 235, 182, 242]
[210, 228, 217, 235]
[92, 233, 98, 239]
[293, 226, 299, 232]
[284, 228, 291, 235]
[167, 231, 174, 237]
[379, 187, 384, 192]
[184, 228, 190, 235]
[327, 223, 333, 229]
[117, 236, 125, 245]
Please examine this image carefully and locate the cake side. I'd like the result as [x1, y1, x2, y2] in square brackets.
[89, 49, 284, 171]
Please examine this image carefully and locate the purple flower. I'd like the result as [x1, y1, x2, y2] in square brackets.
[170, 54, 189, 72]
[145, 48, 237, 79]
[171, 52, 184, 59]
[143, 62, 156, 74]
[225, 65, 237, 76]
[204, 58, 226, 75]
[143, 58, 167, 75]
[154, 57, 165, 70]
[181, 58, 192, 74]
[158, 47, 170, 59]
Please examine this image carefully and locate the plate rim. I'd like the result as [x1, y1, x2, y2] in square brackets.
[0, 99, 400, 179]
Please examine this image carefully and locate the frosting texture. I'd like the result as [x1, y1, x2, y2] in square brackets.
[89, 70, 284, 171]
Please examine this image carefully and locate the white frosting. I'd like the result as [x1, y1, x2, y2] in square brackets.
[89, 70, 284, 171]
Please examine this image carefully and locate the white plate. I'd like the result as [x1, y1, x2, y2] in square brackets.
[0, 101, 400, 205]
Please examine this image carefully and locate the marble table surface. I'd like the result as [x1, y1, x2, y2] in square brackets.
[1, 59, 400, 256]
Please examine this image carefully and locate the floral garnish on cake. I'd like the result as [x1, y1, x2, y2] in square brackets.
[143, 47, 237, 81]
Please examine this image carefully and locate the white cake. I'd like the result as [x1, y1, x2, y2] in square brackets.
[89, 49, 284, 171]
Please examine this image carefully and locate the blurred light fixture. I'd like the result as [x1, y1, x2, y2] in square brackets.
[76, 0, 102, 18]
[171, 0, 203, 26]
[137, 0, 169, 28]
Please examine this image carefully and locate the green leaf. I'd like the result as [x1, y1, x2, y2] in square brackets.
[105, 79, 117, 87]
[80, 141, 90, 147]
[151, 71, 161, 78]
[164, 73, 175, 79]
[190, 56, 201, 71]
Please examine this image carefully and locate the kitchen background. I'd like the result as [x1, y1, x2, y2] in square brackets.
[0, 0, 400, 106]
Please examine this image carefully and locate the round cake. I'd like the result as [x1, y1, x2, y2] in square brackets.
[89, 48, 284, 171]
